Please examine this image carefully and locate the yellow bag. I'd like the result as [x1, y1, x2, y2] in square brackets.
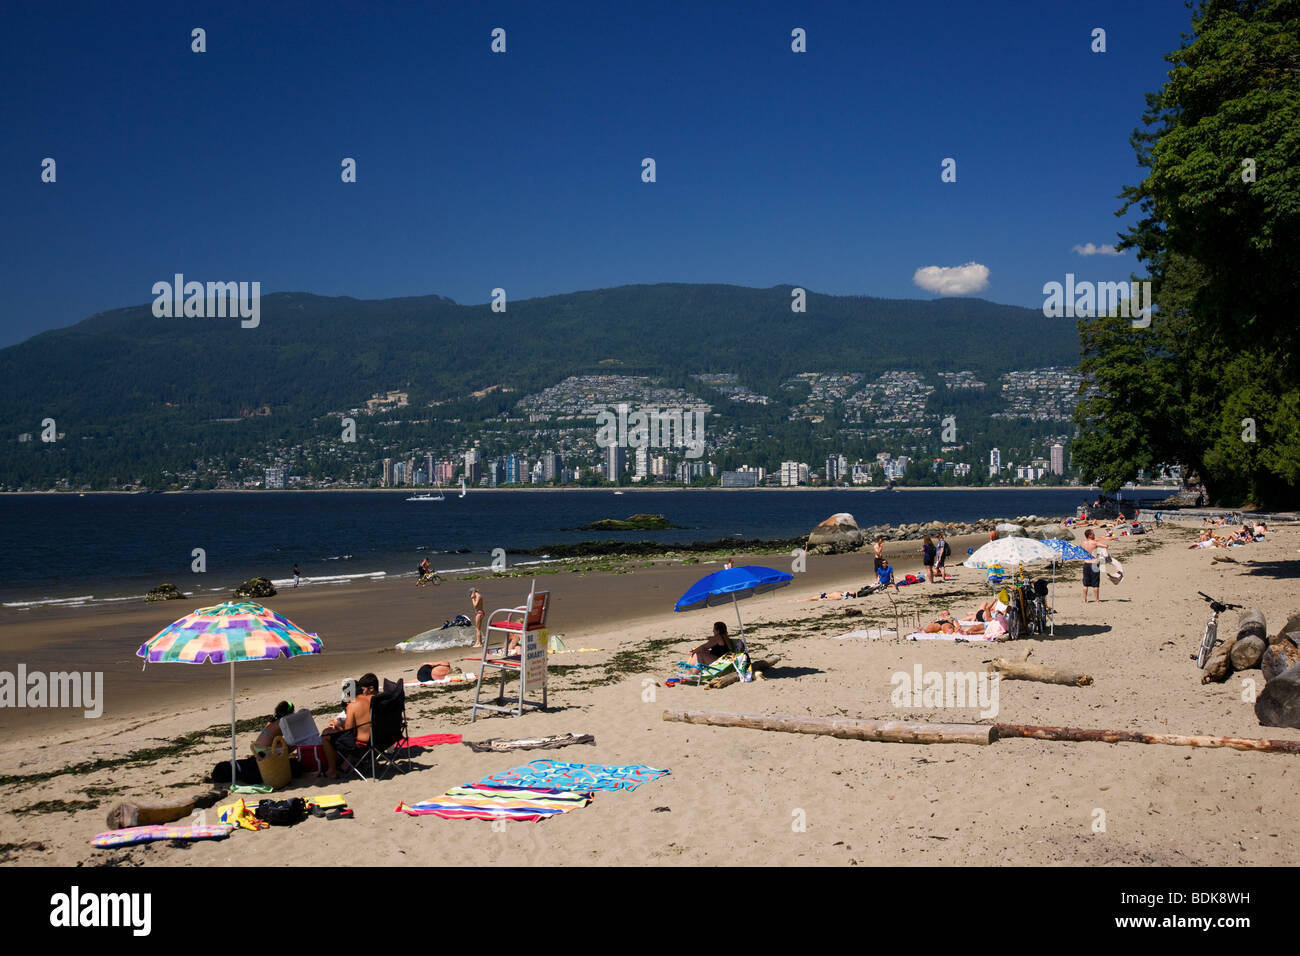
[252, 736, 292, 790]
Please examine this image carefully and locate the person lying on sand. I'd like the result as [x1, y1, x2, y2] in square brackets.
[687, 621, 734, 667]
[320, 672, 377, 779]
[416, 661, 456, 682]
[921, 612, 986, 635]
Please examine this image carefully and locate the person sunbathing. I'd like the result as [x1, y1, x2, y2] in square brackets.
[921, 611, 986, 635]
[416, 661, 455, 682]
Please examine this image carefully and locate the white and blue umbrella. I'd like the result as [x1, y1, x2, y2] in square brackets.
[963, 537, 1058, 569]
[1040, 537, 1092, 561]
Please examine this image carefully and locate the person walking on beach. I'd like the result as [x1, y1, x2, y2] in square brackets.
[292, 563, 301, 588]
[935, 532, 950, 582]
[470, 587, 484, 647]
[1081, 529, 1102, 602]
[921, 535, 936, 583]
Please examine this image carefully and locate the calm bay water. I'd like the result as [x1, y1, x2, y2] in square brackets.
[0, 487, 1152, 608]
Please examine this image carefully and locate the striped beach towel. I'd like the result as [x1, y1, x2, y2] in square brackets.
[477, 759, 670, 793]
[92, 824, 234, 848]
[395, 784, 590, 822]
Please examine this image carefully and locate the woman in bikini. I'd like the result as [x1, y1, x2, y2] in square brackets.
[470, 587, 484, 647]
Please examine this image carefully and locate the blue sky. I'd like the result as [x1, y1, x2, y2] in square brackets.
[0, 0, 1192, 347]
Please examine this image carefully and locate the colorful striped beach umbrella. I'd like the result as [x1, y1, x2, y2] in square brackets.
[137, 601, 323, 786]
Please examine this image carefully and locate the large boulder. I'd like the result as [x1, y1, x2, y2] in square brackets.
[232, 577, 276, 600]
[807, 513, 864, 554]
[1255, 661, 1300, 729]
[145, 583, 187, 603]
[995, 522, 1026, 538]
[1033, 524, 1075, 542]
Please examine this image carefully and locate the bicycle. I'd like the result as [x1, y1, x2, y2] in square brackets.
[416, 570, 444, 588]
[1195, 591, 1242, 668]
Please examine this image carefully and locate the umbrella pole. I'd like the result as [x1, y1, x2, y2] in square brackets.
[230, 661, 237, 789]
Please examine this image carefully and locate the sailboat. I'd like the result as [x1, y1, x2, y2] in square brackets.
[407, 477, 446, 502]
[459, 477, 467, 498]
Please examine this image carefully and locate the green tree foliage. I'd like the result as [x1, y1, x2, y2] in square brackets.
[1074, 0, 1300, 507]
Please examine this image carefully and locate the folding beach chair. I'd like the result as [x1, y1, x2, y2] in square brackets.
[278, 707, 327, 775]
[471, 580, 550, 720]
[338, 679, 410, 781]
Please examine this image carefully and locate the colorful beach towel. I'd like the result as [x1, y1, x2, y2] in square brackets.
[477, 759, 669, 793]
[92, 824, 233, 848]
[395, 733, 463, 754]
[464, 733, 595, 754]
[395, 784, 590, 822]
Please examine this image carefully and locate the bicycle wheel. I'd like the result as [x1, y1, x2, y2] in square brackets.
[1197, 618, 1217, 669]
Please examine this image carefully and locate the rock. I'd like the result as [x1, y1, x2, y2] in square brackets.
[1270, 613, 1300, 647]
[1255, 661, 1300, 729]
[1034, 524, 1075, 542]
[232, 577, 276, 600]
[1201, 633, 1238, 684]
[995, 522, 1026, 538]
[1262, 640, 1300, 683]
[145, 583, 187, 603]
[807, 513, 863, 554]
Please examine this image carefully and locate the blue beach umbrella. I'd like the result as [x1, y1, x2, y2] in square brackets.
[674, 565, 794, 644]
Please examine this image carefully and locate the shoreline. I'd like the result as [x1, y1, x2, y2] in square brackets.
[3, 522, 1300, 867]
[0, 484, 1183, 495]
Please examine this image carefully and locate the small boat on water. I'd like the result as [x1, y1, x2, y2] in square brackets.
[459, 478, 467, 498]
[408, 478, 446, 502]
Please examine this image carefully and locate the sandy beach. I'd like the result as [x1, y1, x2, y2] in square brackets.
[3, 522, 1298, 867]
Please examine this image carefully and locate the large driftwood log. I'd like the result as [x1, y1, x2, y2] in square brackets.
[1201, 633, 1238, 684]
[1237, 609, 1268, 643]
[706, 656, 781, 689]
[994, 723, 1300, 755]
[1230, 635, 1267, 671]
[662, 710, 997, 745]
[1263, 640, 1300, 683]
[988, 659, 1093, 686]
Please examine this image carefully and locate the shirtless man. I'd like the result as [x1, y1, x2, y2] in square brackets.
[320, 673, 377, 778]
[1081, 529, 1103, 602]
[470, 588, 484, 647]
[872, 536, 885, 573]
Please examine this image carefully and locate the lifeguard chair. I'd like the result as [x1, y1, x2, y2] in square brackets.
[470, 580, 550, 720]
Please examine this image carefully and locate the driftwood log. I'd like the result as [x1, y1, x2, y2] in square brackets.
[1201, 633, 1238, 684]
[994, 723, 1300, 755]
[662, 710, 997, 745]
[988, 659, 1093, 686]
[1229, 609, 1268, 671]
[706, 656, 781, 689]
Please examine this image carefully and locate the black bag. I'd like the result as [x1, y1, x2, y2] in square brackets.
[255, 797, 307, 826]
[211, 757, 262, 785]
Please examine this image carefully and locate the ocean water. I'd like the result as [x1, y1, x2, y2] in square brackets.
[0, 487, 1151, 608]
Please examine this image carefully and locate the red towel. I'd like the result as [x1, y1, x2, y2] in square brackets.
[395, 733, 462, 750]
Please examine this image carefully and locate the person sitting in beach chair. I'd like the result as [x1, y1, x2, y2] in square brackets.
[679, 622, 752, 684]
[320, 672, 378, 779]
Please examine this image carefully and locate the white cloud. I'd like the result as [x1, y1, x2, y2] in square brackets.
[912, 262, 990, 296]
[1072, 242, 1125, 257]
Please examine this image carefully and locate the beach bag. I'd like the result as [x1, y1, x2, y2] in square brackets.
[252, 737, 292, 789]
[211, 757, 263, 785]
[254, 797, 307, 826]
